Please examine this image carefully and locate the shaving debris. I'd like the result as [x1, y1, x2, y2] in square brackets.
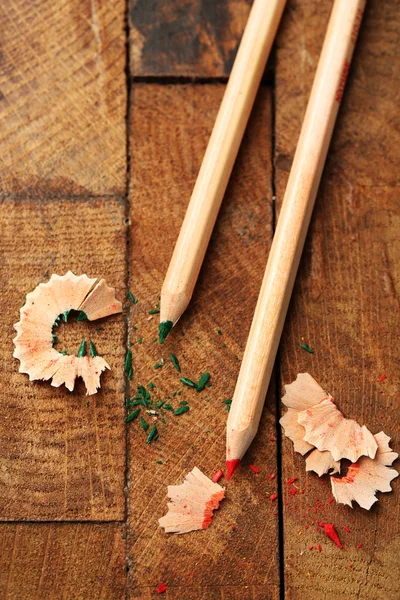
[280, 373, 399, 509]
[331, 432, 398, 509]
[13, 272, 122, 395]
[159, 467, 225, 534]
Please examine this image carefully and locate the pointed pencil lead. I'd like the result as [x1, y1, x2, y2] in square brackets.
[226, 459, 240, 481]
[159, 320, 173, 344]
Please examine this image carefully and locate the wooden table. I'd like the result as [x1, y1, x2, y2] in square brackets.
[0, 1, 398, 598]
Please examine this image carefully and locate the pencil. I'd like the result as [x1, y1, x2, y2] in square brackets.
[226, 0, 366, 479]
[159, 0, 287, 343]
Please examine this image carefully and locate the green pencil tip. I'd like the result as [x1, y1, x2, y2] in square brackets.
[89, 340, 97, 357]
[158, 320, 173, 344]
[77, 339, 87, 357]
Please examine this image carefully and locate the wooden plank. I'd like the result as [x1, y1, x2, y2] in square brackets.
[0, 197, 126, 520]
[275, 1, 400, 598]
[0, 0, 126, 197]
[129, 0, 251, 78]
[0, 523, 126, 599]
[127, 84, 279, 597]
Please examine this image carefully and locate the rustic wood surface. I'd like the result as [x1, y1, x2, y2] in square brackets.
[128, 83, 278, 599]
[0, 198, 127, 520]
[0, 0, 126, 197]
[276, 0, 400, 598]
[0, 523, 126, 599]
[0, 0, 398, 598]
[129, 0, 251, 78]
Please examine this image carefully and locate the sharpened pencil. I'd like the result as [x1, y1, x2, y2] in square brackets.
[226, 0, 366, 480]
[159, 0, 287, 342]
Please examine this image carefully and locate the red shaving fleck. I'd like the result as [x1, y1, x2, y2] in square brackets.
[320, 523, 342, 548]
[305, 525, 309, 529]
[349, 563, 353, 569]
[157, 583, 167, 594]
[308, 545, 313, 550]
[289, 488, 296, 496]
[268, 473, 276, 480]
[328, 497, 334, 504]
[249, 464, 260, 473]
[287, 477, 297, 485]
[270, 436, 276, 441]
[212, 469, 223, 483]
[270, 493, 278, 501]
[379, 375, 387, 381]
[318, 544, 322, 552]
[343, 526, 350, 533]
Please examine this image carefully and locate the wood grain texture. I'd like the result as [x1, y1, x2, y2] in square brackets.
[127, 84, 279, 598]
[0, 198, 127, 520]
[129, 0, 251, 78]
[275, 1, 400, 598]
[0, 523, 126, 599]
[0, 0, 126, 197]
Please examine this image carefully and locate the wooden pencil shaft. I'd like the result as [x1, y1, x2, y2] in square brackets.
[227, 0, 366, 460]
[160, 0, 287, 324]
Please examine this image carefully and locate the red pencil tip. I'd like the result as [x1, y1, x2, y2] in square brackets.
[226, 459, 240, 481]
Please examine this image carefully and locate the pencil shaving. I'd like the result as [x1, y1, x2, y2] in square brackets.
[159, 467, 225, 534]
[298, 398, 377, 462]
[305, 449, 341, 477]
[13, 272, 121, 395]
[281, 372, 333, 411]
[280, 408, 314, 455]
[331, 432, 399, 510]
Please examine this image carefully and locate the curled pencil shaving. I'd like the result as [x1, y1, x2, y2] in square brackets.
[305, 449, 341, 477]
[280, 373, 338, 475]
[298, 398, 378, 462]
[282, 372, 333, 411]
[331, 432, 399, 510]
[280, 408, 314, 455]
[159, 467, 225, 534]
[13, 271, 121, 395]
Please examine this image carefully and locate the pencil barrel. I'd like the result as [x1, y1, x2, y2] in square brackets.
[161, 0, 287, 325]
[227, 0, 366, 460]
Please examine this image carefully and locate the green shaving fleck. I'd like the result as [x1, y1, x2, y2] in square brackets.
[223, 398, 232, 404]
[53, 315, 61, 328]
[179, 400, 188, 406]
[77, 339, 87, 357]
[301, 342, 314, 354]
[170, 353, 181, 372]
[180, 377, 197, 389]
[196, 372, 210, 392]
[77, 311, 88, 322]
[163, 404, 173, 411]
[128, 290, 138, 304]
[148, 309, 160, 315]
[174, 405, 189, 415]
[148, 382, 156, 389]
[62, 310, 70, 323]
[138, 337, 143, 344]
[59, 350, 68, 355]
[154, 362, 164, 369]
[89, 340, 97, 358]
[136, 385, 150, 406]
[156, 400, 165, 409]
[156, 460, 163, 464]
[217, 329, 222, 335]
[52, 334, 57, 347]
[125, 408, 140, 423]
[124, 349, 133, 380]
[159, 320, 173, 344]
[146, 425, 158, 444]
[140, 416, 149, 431]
